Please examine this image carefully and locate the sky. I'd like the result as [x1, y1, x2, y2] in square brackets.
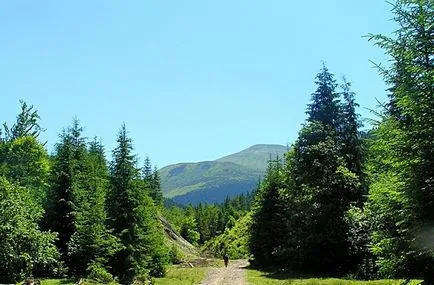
[1, 0, 396, 168]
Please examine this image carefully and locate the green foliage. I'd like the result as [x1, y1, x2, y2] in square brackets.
[249, 66, 365, 276]
[246, 268, 421, 285]
[249, 158, 287, 266]
[205, 212, 252, 259]
[1, 100, 44, 141]
[87, 263, 115, 284]
[108, 124, 168, 283]
[0, 136, 51, 206]
[45, 121, 120, 277]
[163, 192, 253, 248]
[366, 0, 434, 282]
[0, 177, 59, 283]
[45, 120, 87, 261]
[68, 138, 121, 277]
[142, 157, 164, 208]
[307, 65, 340, 128]
[151, 167, 164, 208]
[345, 206, 377, 279]
[168, 245, 184, 264]
[180, 215, 200, 245]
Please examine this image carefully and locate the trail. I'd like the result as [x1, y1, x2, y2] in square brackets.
[200, 259, 249, 285]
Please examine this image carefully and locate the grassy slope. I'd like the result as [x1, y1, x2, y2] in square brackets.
[216, 144, 287, 171]
[154, 266, 208, 285]
[246, 269, 422, 285]
[159, 144, 286, 204]
[203, 212, 252, 259]
[160, 161, 260, 197]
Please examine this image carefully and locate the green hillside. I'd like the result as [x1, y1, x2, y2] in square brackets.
[217, 144, 287, 171]
[159, 144, 286, 204]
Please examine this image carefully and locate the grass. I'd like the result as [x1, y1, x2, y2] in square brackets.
[246, 269, 422, 285]
[22, 279, 117, 285]
[23, 262, 213, 285]
[24, 280, 75, 285]
[153, 265, 208, 285]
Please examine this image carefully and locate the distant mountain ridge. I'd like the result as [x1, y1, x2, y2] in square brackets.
[217, 144, 287, 171]
[159, 144, 286, 204]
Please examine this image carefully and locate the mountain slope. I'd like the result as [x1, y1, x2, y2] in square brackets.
[160, 144, 286, 204]
[217, 144, 287, 171]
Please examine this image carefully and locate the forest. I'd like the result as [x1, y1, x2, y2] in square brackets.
[0, 0, 433, 284]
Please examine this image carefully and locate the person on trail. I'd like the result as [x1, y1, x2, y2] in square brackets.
[223, 253, 229, 268]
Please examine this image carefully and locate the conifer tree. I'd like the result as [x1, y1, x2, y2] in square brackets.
[142, 156, 153, 181]
[67, 138, 120, 279]
[307, 65, 340, 128]
[249, 157, 287, 266]
[281, 67, 362, 274]
[45, 119, 87, 265]
[366, 0, 434, 281]
[45, 118, 87, 273]
[339, 79, 364, 181]
[150, 166, 164, 208]
[108, 124, 167, 283]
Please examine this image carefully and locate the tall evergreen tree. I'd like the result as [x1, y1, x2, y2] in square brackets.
[67, 138, 120, 279]
[339, 78, 364, 178]
[366, 0, 434, 282]
[307, 65, 340, 128]
[249, 157, 287, 266]
[44, 119, 87, 269]
[150, 166, 164, 208]
[108, 124, 168, 284]
[279, 67, 363, 274]
[142, 156, 153, 181]
[142, 157, 164, 207]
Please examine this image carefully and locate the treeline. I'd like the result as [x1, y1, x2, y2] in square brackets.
[249, 1, 433, 283]
[0, 105, 168, 284]
[164, 192, 253, 246]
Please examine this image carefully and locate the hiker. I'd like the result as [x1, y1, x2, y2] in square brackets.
[223, 253, 229, 268]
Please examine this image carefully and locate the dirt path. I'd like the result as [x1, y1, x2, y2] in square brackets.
[199, 259, 249, 285]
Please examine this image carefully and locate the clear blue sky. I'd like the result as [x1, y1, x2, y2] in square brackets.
[1, 0, 395, 168]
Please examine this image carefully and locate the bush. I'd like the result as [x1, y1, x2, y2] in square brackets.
[169, 245, 184, 264]
[87, 263, 114, 283]
[0, 177, 60, 283]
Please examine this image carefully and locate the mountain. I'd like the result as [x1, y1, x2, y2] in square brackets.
[216, 144, 288, 171]
[159, 144, 286, 205]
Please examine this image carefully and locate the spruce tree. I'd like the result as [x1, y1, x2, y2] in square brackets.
[339, 79, 363, 178]
[108, 124, 167, 283]
[282, 67, 362, 274]
[142, 156, 153, 181]
[151, 166, 164, 208]
[142, 157, 164, 208]
[249, 157, 287, 267]
[307, 64, 340, 128]
[44, 119, 88, 272]
[67, 138, 120, 279]
[367, 0, 434, 281]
